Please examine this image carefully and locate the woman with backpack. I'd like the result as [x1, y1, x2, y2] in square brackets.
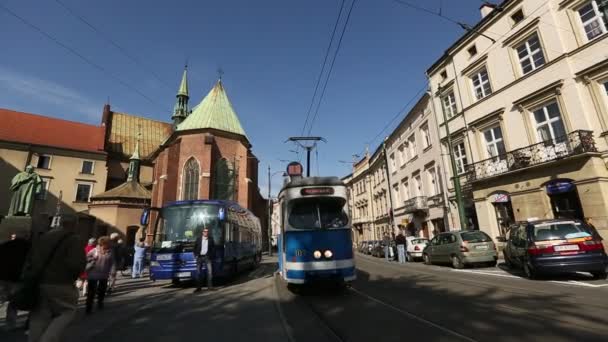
[85, 236, 116, 314]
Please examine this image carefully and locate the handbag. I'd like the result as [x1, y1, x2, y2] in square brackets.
[10, 232, 72, 311]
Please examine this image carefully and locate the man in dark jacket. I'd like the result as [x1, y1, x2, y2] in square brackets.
[24, 221, 85, 342]
[193, 227, 216, 292]
[395, 232, 407, 264]
[0, 232, 30, 330]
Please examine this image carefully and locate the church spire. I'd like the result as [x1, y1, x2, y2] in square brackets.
[127, 132, 141, 182]
[172, 65, 189, 127]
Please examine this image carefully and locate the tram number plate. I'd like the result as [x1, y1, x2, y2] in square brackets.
[176, 272, 191, 278]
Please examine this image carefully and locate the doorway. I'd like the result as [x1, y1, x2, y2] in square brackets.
[546, 180, 584, 220]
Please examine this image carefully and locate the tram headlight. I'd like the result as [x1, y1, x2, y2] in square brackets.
[313, 250, 322, 259]
[324, 250, 333, 258]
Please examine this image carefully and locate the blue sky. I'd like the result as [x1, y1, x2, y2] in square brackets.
[0, 0, 486, 196]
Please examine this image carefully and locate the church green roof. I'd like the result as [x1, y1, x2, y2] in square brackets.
[176, 80, 247, 138]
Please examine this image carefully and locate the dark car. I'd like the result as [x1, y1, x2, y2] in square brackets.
[503, 219, 607, 279]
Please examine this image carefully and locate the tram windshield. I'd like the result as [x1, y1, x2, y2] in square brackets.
[288, 197, 348, 229]
[157, 204, 223, 248]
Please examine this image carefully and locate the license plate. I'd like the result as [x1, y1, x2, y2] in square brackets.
[176, 272, 191, 278]
[475, 245, 489, 250]
[156, 254, 172, 261]
[554, 245, 579, 251]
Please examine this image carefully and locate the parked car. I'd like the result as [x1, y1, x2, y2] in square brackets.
[503, 219, 607, 279]
[423, 231, 498, 269]
[406, 237, 429, 262]
[361, 240, 375, 255]
[371, 241, 385, 257]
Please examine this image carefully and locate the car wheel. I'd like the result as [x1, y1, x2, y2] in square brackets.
[591, 270, 608, 280]
[423, 253, 431, 265]
[451, 255, 464, 269]
[487, 261, 498, 268]
[523, 262, 537, 280]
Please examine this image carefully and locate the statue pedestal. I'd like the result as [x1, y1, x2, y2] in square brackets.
[0, 216, 33, 243]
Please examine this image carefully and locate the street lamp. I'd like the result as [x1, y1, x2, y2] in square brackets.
[267, 166, 286, 256]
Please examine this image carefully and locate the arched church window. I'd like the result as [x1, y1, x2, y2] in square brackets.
[183, 158, 199, 200]
[213, 158, 236, 201]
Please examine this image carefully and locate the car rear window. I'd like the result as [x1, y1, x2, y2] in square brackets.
[460, 231, 492, 243]
[411, 239, 428, 245]
[533, 222, 593, 241]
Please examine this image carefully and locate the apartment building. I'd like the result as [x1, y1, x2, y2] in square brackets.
[385, 94, 453, 239]
[369, 145, 392, 239]
[427, 0, 608, 242]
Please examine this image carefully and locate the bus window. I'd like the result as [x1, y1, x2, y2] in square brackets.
[288, 198, 348, 229]
[159, 204, 224, 246]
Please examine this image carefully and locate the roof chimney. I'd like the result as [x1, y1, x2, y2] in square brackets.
[480, 2, 497, 18]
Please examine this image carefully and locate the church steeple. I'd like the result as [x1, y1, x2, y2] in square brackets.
[172, 66, 189, 127]
[127, 133, 141, 182]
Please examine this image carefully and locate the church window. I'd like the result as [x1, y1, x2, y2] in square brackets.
[183, 158, 200, 200]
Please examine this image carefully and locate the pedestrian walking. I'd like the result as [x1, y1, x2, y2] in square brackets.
[395, 232, 407, 264]
[22, 221, 85, 342]
[131, 238, 147, 278]
[76, 238, 96, 297]
[107, 233, 123, 294]
[0, 232, 31, 331]
[193, 227, 215, 292]
[85, 236, 116, 314]
[382, 233, 391, 262]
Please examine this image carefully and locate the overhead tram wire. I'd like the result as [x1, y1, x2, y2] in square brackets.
[53, 0, 173, 91]
[0, 4, 169, 111]
[305, 0, 357, 136]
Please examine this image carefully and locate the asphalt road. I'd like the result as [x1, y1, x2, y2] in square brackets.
[2, 253, 607, 341]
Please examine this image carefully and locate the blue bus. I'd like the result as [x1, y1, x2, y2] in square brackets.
[141, 200, 262, 285]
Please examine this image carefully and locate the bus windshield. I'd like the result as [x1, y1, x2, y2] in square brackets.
[158, 204, 223, 247]
[288, 197, 348, 229]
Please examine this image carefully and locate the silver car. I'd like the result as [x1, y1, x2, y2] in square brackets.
[423, 231, 498, 269]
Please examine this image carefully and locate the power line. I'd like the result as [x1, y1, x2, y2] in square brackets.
[0, 3, 169, 111]
[53, 0, 173, 91]
[300, 0, 346, 137]
[306, 0, 357, 136]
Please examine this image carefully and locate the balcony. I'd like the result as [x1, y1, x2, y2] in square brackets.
[466, 130, 597, 183]
[403, 196, 428, 213]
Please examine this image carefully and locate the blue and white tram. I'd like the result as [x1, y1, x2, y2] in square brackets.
[277, 175, 355, 285]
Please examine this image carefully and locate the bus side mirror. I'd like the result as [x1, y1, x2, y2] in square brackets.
[140, 208, 150, 226]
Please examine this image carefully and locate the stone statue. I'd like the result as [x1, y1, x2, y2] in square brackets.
[8, 165, 43, 217]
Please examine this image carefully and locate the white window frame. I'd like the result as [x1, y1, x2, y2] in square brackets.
[414, 175, 423, 197]
[408, 135, 417, 159]
[81, 160, 95, 174]
[421, 123, 431, 149]
[483, 126, 506, 160]
[427, 167, 439, 196]
[471, 67, 493, 100]
[454, 142, 468, 175]
[75, 182, 93, 203]
[577, 0, 608, 41]
[531, 102, 567, 143]
[393, 185, 401, 205]
[516, 33, 546, 75]
[398, 144, 406, 166]
[402, 181, 410, 202]
[390, 153, 396, 173]
[35, 154, 52, 170]
[442, 91, 458, 118]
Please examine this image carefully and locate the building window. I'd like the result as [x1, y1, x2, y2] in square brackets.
[453, 142, 468, 175]
[75, 183, 92, 202]
[81, 161, 94, 174]
[471, 67, 493, 100]
[414, 175, 423, 197]
[467, 45, 477, 58]
[442, 91, 458, 118]
[427, 167, 439, 196]
[511, 9, 525, 25]
[393, 185, 401, 205]
[36, 178, 50, 200]
[398, 145, 406, 166]
[408, 135, 417, 159]
[402, 182, 410, 201]
[483, 126, 507, 159]
[183, 158, 200, 200]
[421, 123, 431, 149]
[532, 102, 567, 143]
[390, 153, 396, 173]
[577, 1, 607, 41]
[440, 70, 448, 80]
[516, 34, 545, 75]
[36, 155, 51, 169]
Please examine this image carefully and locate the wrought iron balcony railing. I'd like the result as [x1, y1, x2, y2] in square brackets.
[403, 196, 429, 213]
[466, 130, 597, 182]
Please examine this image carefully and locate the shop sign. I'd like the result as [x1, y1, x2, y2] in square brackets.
[490, 193, 509, 203]
[546, 180, 574, 195]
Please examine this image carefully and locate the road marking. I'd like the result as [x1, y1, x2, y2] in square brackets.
[350, 287, 478, 342]
[548, 280, 608, 288]
[451, 269, 521, 279]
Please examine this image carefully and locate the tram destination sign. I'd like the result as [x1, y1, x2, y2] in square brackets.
[301, 187, 335, 196]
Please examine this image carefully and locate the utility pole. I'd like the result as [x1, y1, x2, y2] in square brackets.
[286, 137, 326, 177]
